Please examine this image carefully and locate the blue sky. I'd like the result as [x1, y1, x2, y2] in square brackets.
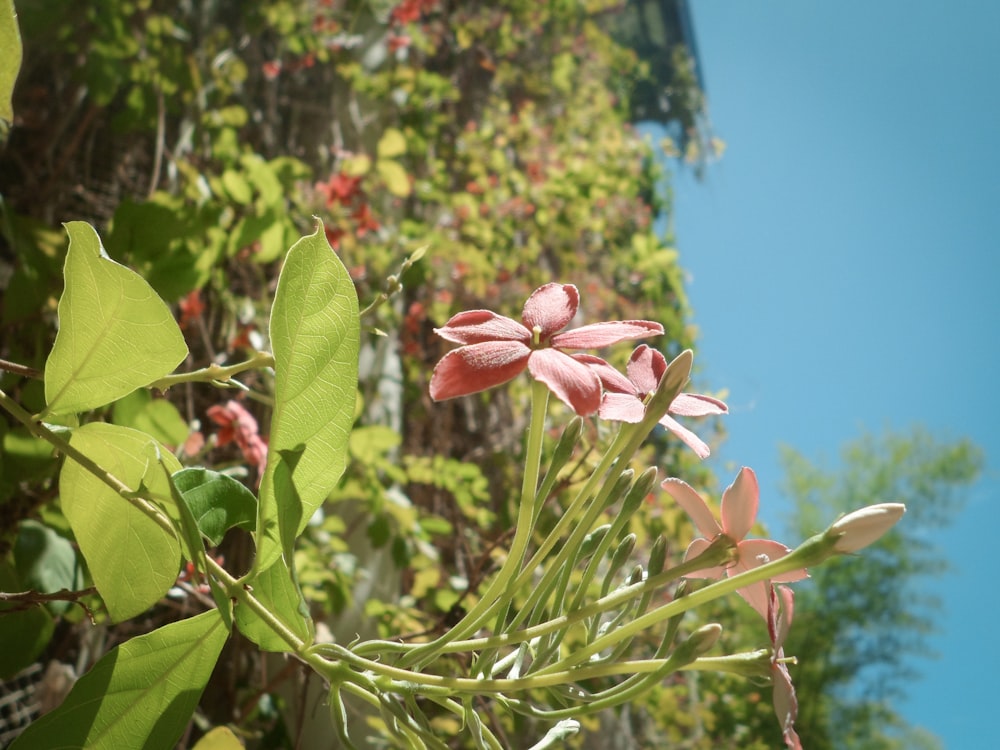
[660, 1, 999, 747]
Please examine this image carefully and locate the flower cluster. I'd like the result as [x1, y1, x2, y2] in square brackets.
[206, 399, 268, 477]
[428, 283, 906, 748]
[429, 283, 726, 454]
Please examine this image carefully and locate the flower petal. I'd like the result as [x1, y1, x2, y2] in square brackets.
[669, 392, 729, 417]
[429, 341, 530, 400]
[552, 319, 663, 350]
[574, 353, 636, 394]
[434, 310, 530, 345]
[659, 415, 712, 459]
[521, 283, 579, 338]
[599, 392, 646, 423]
[720, 467, 759, 540]
[661, 477, 721, 539]
[625, 344, 666, 396]
[735, 539, 808, 583]
[527, 348, 602, 415]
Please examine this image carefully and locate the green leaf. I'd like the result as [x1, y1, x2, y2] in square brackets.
[0, 0, 21, 123]
[43, 222, 188, 417]
[234, 558, 311, 653]
[172, 468, 257, 546]
[60, 423, 182, 622]
[256, 221, 359, 570]
[112, 388, 190, 447]
[14, 520, 84, 615]
[9, 609, 229, 750]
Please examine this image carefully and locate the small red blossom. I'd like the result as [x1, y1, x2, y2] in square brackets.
[178, 290, 205, 330]
[429, 283, 663, 415]
[388, 33, 411, 52]
[207, 400, 268, 476]
[662, 467, 808, 619]
[316, 172, 363, 206]
[352, 202, 380, 236]
[580, 344, 727, 458]
[262, 60, 282, 80]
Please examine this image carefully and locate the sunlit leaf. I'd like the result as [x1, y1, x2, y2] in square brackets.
[9, 610, 229, 750]
[60, 423, 181, 622]
[112, 388, 190, 447]
[0, 0, 20, 123]
[43, 222, 188, 417]
[234, 557, 311, 652]
[256, 221, 359, 570]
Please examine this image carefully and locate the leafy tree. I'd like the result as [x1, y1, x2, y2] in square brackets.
[776, 428, 983, 750]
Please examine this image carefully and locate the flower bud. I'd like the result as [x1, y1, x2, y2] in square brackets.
[829, 503, 906, 553]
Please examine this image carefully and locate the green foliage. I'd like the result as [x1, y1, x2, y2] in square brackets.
[9, 609, 229, 750]
[257, 221, 360, 570]
[59, 422, 182, 622]
[43, 222, 187, 418]
[778, 428, 982, 750]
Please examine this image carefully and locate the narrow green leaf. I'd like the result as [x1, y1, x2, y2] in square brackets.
[172, 468, 257, 546]
[43, 222, 188, 417]
[256, 221, 359, 569]
[234, 558, 311, 652]
[9, 609, 229, 750]
[60, 423, 181, 622]
[0, 0, 21, 123]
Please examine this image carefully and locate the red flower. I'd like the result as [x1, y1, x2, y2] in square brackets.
[178, 290, 205, 330]
[429, 283, 662, 415]
[316, 172, 362, 206]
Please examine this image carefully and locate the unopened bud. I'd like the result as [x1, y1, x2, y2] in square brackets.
[829, 503, 906, 553]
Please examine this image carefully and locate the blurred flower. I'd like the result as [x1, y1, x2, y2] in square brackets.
[580, 344, 727, 458]
[829, 503, 906, 553]
[430, 283, 662, 415]
[207, 400, 268, 476]
[768, 584, 803, 750]
[662, 467, 808, 618]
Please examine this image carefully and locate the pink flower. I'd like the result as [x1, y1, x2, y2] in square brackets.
[661, 467, 808, 618]
[207, 400, 268, 475]
[768, 584, 803, 750]
[580, 344, 727, 458]
[429, 283, 663, 415]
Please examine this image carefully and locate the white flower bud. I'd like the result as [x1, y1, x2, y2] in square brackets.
[829, 503, 906, 553]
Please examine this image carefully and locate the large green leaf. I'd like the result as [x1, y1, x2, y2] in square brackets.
[60, 423, 181, 622]
[0, 0, 20, 123]
[14, 519, 84, 616]
[256, 222, 359, 569]
[9, 609, 229, 750]
[43, 222, 188, 417]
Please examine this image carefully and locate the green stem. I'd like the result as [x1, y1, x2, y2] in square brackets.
[400, 379, 550, 668]
[148, 350, 275, 390]
[530, 539, 817, 677]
